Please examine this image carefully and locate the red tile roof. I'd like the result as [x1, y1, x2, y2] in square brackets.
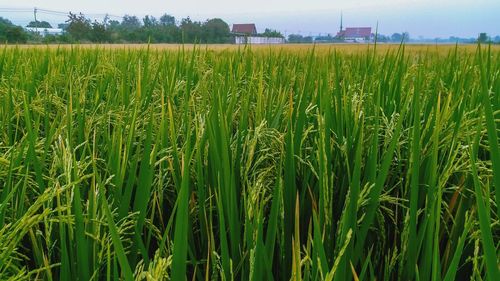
[338, 27, 372, 38]
[232, 24, 257, 35]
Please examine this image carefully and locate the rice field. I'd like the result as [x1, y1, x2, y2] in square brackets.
[0, 44, 498, 280]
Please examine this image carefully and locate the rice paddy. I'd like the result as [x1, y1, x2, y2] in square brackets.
[0, 44, 498, 280]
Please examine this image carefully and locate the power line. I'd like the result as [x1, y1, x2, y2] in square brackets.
[0, 8, 32, 11]
[0, 6, 340, 36]
[37, 9, 69, 16]
[0, 10, 31, 13]
[0, 6, 123, 19]
[34, 8, 37, 33]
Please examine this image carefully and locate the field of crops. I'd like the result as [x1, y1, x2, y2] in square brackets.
[0, 44, 499, 280]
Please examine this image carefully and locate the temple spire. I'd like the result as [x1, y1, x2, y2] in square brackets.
[340, 11, 343, 32]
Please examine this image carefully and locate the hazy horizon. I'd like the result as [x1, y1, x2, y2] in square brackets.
[0, 0, 498, 38]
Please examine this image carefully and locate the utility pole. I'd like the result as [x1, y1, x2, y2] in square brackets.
[34, 7, 38, 33]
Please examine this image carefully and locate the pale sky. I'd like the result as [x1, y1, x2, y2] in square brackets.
[0, 0, 498, 38]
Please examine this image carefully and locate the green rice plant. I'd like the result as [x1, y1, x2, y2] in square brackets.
[0, 44, 498, 280]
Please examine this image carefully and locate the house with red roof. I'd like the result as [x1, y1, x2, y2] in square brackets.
[337, 27, 373, 42]
[232, 23, 285, 44]
[232, 24, 257, 35]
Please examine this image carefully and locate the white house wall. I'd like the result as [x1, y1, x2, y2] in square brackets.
[25, 27, 64, 36]
[235, 36, 285, 44]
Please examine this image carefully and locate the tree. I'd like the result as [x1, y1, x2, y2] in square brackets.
[477, 33, 489, 43]
[402, 32, 410, 41]
[118, 15, 142, 42]
[315, 35, 336, 43]
[180, 17, 202, 43]
[5, 26, 27, 43]
[121, 15, 141, 30]
[143, 15, 158, 27]
[262, 28, 284, 38]
[108, 20, 120, 29]
[391, 33, 403, 42]
[91, 21, 110, 43]
[139, 15, 159, 43]
[106, 20, 122, 42]
[160, 14, 176, 26]
[288, 34, 313, 43]
[27, 20, 52, 28]
[103, 15, 110, 28]
[158, 24, 181, 43]
[58, 23, 69, 30]
[290, 34, 303, 42]
[0, 17, 28, 43]
[202, 18, 230, 43]
[375, 34, 389, 42]
[66, 13, 92, 41]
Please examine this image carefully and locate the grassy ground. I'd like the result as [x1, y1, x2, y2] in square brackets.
[0, 44, 498, 280]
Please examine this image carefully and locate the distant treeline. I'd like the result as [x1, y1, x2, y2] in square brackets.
[287, 32, 500, 44]
[58, 13, 235, 43]
[0, 13, 498, 44]
[0, 13, 284, 44]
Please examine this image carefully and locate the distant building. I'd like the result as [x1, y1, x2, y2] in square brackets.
[232, 23, 257, 35]
[335, 13, 373, 43]
[232, 23, 285, 44]
[25, 27, 64, 36]
[337, 27, 373, 42]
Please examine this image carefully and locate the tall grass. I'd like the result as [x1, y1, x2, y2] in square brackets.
[0, 44, 498, 280]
